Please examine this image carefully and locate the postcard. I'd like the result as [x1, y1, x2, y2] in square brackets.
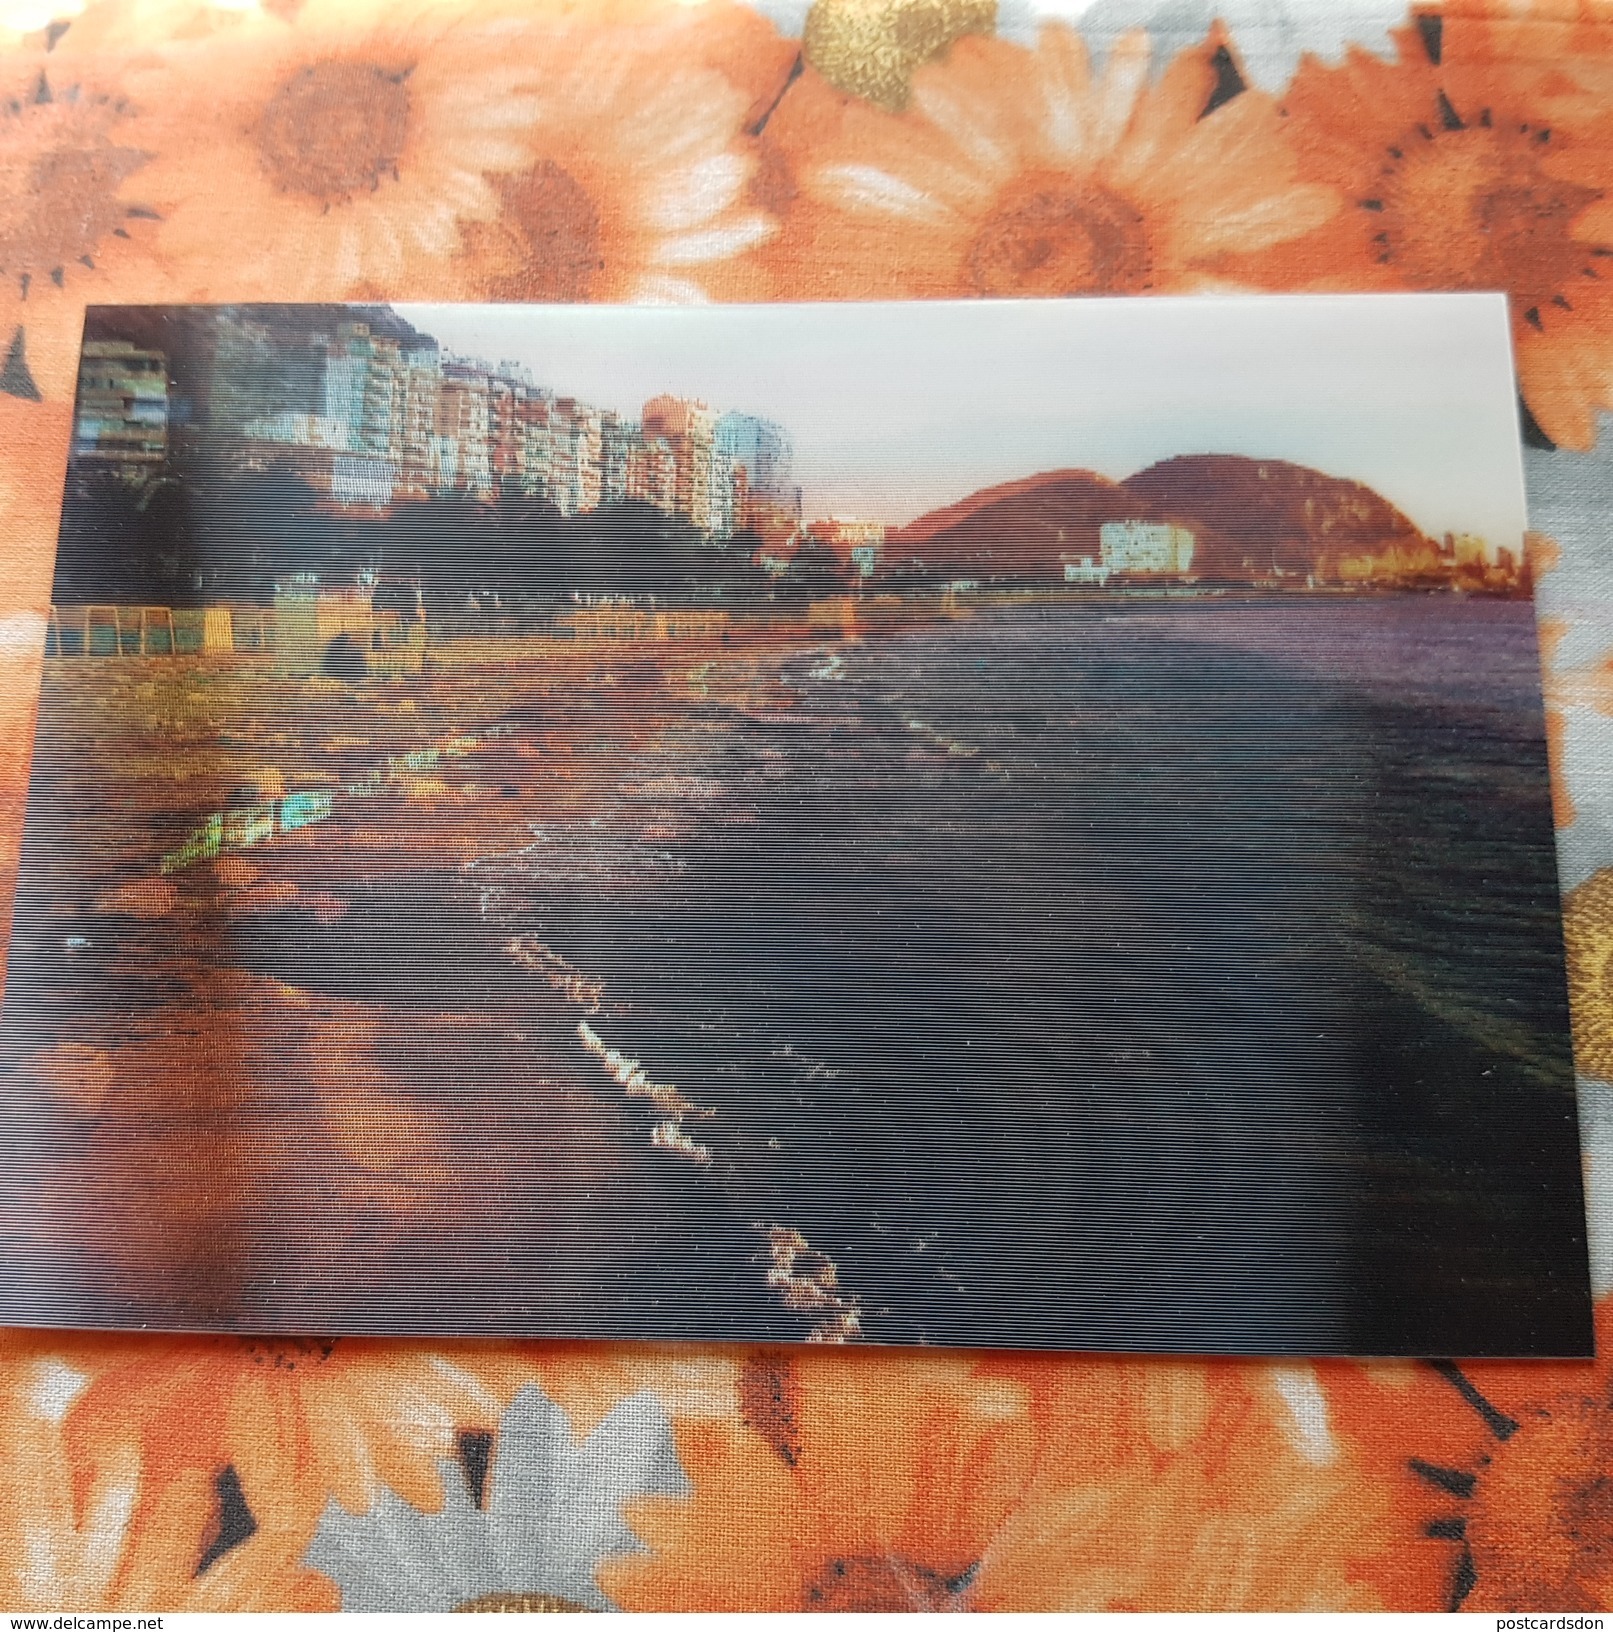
[0, 294, 1589, 1354]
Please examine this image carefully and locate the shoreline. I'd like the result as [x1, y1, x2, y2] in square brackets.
[0, 593, 1582, 1351]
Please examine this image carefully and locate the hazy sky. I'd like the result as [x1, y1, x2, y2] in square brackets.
[398, 295, 1527, 544]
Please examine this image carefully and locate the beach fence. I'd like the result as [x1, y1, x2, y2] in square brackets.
[270, 580, 425, 678]
[47, 604, 274, 659]
[557, 607, 732, 641]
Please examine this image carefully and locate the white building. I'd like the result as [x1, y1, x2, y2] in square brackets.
[707, 450, 738, 539]
[1098, 520, 1195, 576]
[519, 391, 555, 498]
[244, 412, 349, 450]
[321, 321, 408, 460]
[331, 455, 396, 510]
[1063, 555, 1112, 586]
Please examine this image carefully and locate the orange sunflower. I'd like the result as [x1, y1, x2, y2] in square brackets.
[1465, 1369, 1613, 1609]
[117, 0, 546, 303]
[60, 1333, 525, 1553]
[1267, 12, 1613, 449]
[971, 1356, 1392, 1610]
[1317, 1306, 1613, 1611]
[0, 394, 69, 897]
[451, 5, 790, 304]
[601, 1345, 1037, 1610]
[0, 1330, 337, 1610]
[119, 0, 786, 305]
[602, 1346, 1389, 1611]
[758, 24, 1338, 301]
[0, 29, 177, 402]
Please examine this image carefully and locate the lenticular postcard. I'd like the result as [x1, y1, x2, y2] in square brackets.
[0, 294, 1589, 1355]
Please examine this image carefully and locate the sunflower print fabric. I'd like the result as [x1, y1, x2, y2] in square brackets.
[2, 0, 1613, 1612]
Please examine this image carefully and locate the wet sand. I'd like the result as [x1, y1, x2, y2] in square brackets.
[0, 596, 1590, 1353]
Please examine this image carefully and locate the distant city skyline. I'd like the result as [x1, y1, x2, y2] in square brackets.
[403, 295, 1528, 545]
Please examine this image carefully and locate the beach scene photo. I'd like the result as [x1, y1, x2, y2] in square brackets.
[0, 294, 1589, 1355]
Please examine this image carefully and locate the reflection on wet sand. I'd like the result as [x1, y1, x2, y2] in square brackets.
[1, 633, 809, 1337]
[5, 972, 705, 1330]
[0, 596, 1589, 1353]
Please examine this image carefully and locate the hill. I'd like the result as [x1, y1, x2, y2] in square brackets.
[885, 469, 1138, 579]
[1123, 455, 1433, 583]
[885, 455, 1438, 585]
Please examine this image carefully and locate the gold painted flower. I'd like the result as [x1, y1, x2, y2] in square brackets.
[759, 23, 1338, 301]
[0, 1330, 338, 1610]
[603, 1346, 1388, 1610]
[1266, 13, 1613, 449]
[116, 0, 545, 302]
[800, 0, 996, 112]
[1564, 867, 1613, 1081]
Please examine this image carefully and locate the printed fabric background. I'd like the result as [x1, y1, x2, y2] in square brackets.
[0, 0, 1612, 1611]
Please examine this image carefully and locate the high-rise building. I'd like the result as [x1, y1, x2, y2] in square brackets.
[74, 341, 170, 473]
[488, 374, 528, 492]
[707, 450, 738, 539]
[322, 320, 408, 461]
[517, 389, 555, 499]
[642, 395, 732, 535]
[396, 345, 442, 502]
[599, 413, 637, 508]
[715, 412, 795, 506]
[626, 435, 677, 514]
[549, 399, 602, 516]
[178, 312, 789, 534]
[436, 362, 493, 499]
